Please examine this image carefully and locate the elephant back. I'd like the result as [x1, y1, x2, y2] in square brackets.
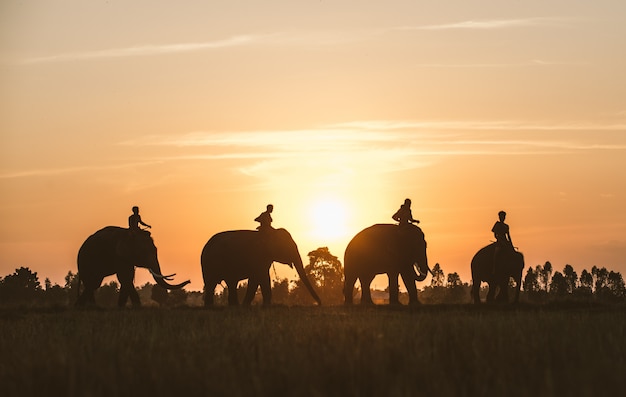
[78, 226, 124, 271]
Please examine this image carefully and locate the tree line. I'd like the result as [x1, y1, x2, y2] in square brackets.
[1, 248, 624, 307]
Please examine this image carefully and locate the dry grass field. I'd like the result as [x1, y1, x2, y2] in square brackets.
[1, 304, 625, 397]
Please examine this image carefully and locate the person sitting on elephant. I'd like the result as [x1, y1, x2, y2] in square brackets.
[392, 198, 419, 226]
[255, 204, 274, 232]
[492, 210, 513, 272]
[128, 206, 151, 234]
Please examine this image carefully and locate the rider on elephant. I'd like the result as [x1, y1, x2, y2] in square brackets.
[128, 206, 151, 235]
[392, 198, 419, 226]
[492, 210, 514, 273]
[255, 204, 274, 232]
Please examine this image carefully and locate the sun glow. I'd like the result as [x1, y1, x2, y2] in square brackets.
[308, 197, 349, 241]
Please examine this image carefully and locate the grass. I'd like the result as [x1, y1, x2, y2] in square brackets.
[1, 304, 625, 397]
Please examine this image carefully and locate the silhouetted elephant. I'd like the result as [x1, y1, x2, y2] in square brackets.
[201, 228, 322, 306]
[344, 224, 431, 305]
[471, 243, 524, 304]
[77, 226, 190, 307]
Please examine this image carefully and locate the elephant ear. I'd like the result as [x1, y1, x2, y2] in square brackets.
[115, 233, 136, 258]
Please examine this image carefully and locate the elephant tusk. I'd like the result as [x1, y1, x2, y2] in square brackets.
[148, 269, 174, 279]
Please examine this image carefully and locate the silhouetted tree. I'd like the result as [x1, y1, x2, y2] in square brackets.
[539, 262, 553, 292]
[296, 247, 344, 304]
[271, 277, 291, 305]
[151, 284, 169, 306]
[64, 271, 80, 305]
[607, 271, 626, 301]
[592, 266, 609, 297]
[168, 288, 188, 306]
[430, 263, 445, 287]
[523, 267, 540, 293]
[577, 269, 594, 298]
[563, 265, 578, 294]
[95, 281, 119, 307]
[446, 272, 462, 288]
[44, 278, 67, 306]
[0, 267, 42, 304]
[549, 271, 568, 298]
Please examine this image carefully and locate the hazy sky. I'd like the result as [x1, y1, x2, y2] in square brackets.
[1, 1, 625, 291]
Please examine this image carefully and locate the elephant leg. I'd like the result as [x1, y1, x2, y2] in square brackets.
[388, 273, 400, 305]
[471, 280, 481, 304]
[117, 269, 139, 308]
[360, 276, 375, 305]
[226, 281, 239, 306]
[204, 284, 216, 307]
[343, 271, 357, 305]
[203, 275, 220, 307]
[496, 280, 509, 302]
[258, 275, 272, 306]
[128, 288, 141, 307]
[400, 271, 419, 305]
[76, 275, 103, 306]
[243, 278, 260, 306]
[486, 283, 496, 302]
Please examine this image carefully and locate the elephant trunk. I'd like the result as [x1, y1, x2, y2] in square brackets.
[293, 256, 322, 305]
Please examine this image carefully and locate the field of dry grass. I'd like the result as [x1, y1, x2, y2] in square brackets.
[1, 304, 625, 396]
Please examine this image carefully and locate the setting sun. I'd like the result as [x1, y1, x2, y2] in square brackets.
[308, 197, 350, 241]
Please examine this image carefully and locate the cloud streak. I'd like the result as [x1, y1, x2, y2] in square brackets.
[20, 34, 273, 64]
[394, 17, 565, 31]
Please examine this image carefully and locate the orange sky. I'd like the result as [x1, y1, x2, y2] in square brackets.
[1, 1, 625, 291]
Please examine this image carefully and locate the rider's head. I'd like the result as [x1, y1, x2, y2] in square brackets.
[132, 206, 139, 214]
[404, 198, 411, 206]
[267, 204, 274, 212]
[498, 210, 506, 221]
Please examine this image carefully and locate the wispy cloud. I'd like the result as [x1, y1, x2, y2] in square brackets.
[19, 34, 273, 64]
[394, 17, 564, 31]
[0, 161, 161, 179]
[7, 120, 625, 182]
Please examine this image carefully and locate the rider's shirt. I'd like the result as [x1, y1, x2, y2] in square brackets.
[129, 214, 144, 230]
[492, 221, 510, 243]
[255, 211, 273, 229]
[393, 205, 414, 225]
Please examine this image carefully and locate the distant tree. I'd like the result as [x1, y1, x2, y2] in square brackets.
[592, 266, 609, 297]
[151, 284, 169, 306]
[295, 247, 344, 304]
[446, 272, 462, 288]
[0, 267, 42, 304]
[445, 272, 469, 303]
[430, 263, 445, 288]
[577, 269, 594, 298]
[549, 271, 568, 298]
[539, 262, 553, 292]
[271, 277, 291, 305]
[607, 271, 626, 301]
[523, 267, 540, 293]
[44, 278, 67, 306]
[563, 265, 578, 294]
[64, 271, 80, 305]
[95, 281, 119, 307]
[168, 288, 188, 306]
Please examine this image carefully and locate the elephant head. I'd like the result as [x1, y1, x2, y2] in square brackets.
[266, 229, 321, 305]
[115, 231, 190, 290]
[396, 225, 431, 282]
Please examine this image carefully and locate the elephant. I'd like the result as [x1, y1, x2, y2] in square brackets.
[76, 226, 190, 307]
[343, 224, 431, 305]
[471, 243, 524, 304]
[201, 228, 322, 306]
